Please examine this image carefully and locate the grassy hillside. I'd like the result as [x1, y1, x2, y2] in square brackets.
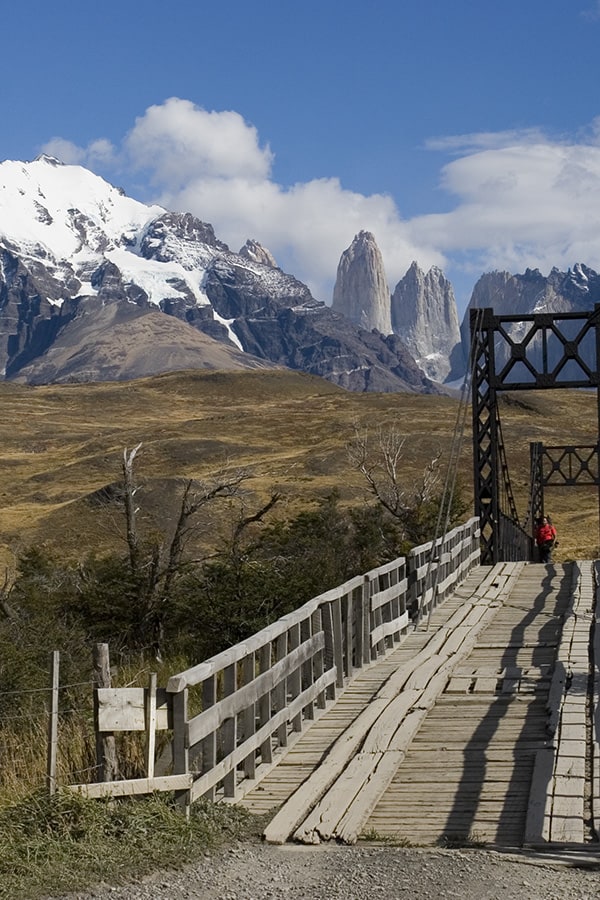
[0, 368, 598, 569]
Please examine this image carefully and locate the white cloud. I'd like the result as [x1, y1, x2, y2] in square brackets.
[412, 136, 600, 279]
[424, 128, 547, 154]
[41, 100, 600, 309]
[41, 137, 86, 165]
[121, 98, 443, 300]
[125, 98, 273, 188]
[41, 136, 117, 169]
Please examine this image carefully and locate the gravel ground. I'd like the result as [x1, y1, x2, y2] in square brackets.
[50, 841, 600, 900]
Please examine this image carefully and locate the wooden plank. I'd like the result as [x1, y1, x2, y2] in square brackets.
[97, 687, 170, 732]
[69, 773, 193, 799]
[187, 634, 325, 748]
[550, 791, 585, 844]
[524, 747, 554, 845]
[370, 611, 409, 646]
[189, 668, 336, 803]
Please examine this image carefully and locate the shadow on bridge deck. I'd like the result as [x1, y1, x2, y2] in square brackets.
[434, 563, 573, 846]
[242, 562, 598, 851]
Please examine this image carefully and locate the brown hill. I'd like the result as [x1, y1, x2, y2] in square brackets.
[0, 370, 597, 570]
[10, 300, 274, 384]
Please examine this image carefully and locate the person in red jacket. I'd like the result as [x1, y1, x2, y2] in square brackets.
[536, 516, 557, 563]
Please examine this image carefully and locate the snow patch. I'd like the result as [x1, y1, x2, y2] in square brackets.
[212, 310, 244, 350]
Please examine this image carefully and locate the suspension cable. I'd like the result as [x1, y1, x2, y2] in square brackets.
[420, 307, 484, 629]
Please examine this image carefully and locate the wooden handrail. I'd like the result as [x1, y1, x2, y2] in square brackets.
[165, 517, 481, 806]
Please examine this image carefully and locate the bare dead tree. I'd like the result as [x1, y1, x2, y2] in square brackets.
[230, 492, 282, 558]
[122, 443, 143, 577]
[347, 421, 442, 544]
[121, 446, 264, 658]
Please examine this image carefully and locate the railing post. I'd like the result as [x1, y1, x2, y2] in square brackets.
[301, 617, 315, 719]
[407, 550, 418, 622]
[362, 576, 371, 666]
[321, 602, 337, 700]
[242, 652, 256, 779]
[201, 675, 217, 800]
[222, 663, 238, 797]
[288, 623, 303, 730]
[311, 608, 326, 709]
[259, 643, 273, 762]
[171, 687, 189, 811]
[343, 589, 353, 680]
[331, 596, 345, 688]
[275, 632, 289, 745]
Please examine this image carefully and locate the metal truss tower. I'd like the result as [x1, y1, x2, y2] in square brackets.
[470, 305, 600, 563]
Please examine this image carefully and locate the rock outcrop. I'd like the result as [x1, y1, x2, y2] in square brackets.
[331, 231, 392, 335]
[239, 239, 277, 267]
[391, 262, 461, 382]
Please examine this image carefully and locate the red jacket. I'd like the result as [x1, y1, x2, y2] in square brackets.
[536, 522, 556, 546]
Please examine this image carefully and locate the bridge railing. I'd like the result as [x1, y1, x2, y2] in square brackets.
[165, 517, 481, 806]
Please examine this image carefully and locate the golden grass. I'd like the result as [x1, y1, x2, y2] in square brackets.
[0, 368, 598, 567]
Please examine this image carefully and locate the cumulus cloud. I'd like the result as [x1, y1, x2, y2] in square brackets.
[411, 135, 600, 279]
[42, 98, 600, 307]
[118, 98, 443, 300]
[41, 136, 117, 169]
[125, 98, 273, 188]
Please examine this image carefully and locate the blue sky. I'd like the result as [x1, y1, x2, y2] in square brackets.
[3, 0, 600, 313]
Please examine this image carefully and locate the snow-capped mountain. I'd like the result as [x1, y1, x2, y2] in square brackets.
[0, 155, 437, 392]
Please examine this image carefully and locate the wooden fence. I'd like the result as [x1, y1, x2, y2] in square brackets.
[70, 517, 480, 803]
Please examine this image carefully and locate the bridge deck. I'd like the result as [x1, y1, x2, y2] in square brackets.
[239, 562, 598, 850]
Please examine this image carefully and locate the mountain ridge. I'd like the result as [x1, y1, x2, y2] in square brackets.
[2, 155, 600, 392]
[0, 156, 438, 393]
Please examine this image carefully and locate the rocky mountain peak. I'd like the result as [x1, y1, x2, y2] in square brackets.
[139, 212, 228, 267]
[390, 261, 461, 382]
[0, 157, 440, 393]
[238, 239, 277, 268]
[331, 231, 392, 334]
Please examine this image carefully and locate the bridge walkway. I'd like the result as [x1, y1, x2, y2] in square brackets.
[239, 561, 599, 851]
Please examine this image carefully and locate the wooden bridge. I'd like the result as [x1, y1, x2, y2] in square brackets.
[240, 559, 598, 849]
[151, 519, 599, 852]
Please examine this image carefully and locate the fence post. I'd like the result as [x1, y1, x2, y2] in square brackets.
[93, 643, 119, 782]
[46, 650, 60, 796]
[145, 673, 157, 779]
